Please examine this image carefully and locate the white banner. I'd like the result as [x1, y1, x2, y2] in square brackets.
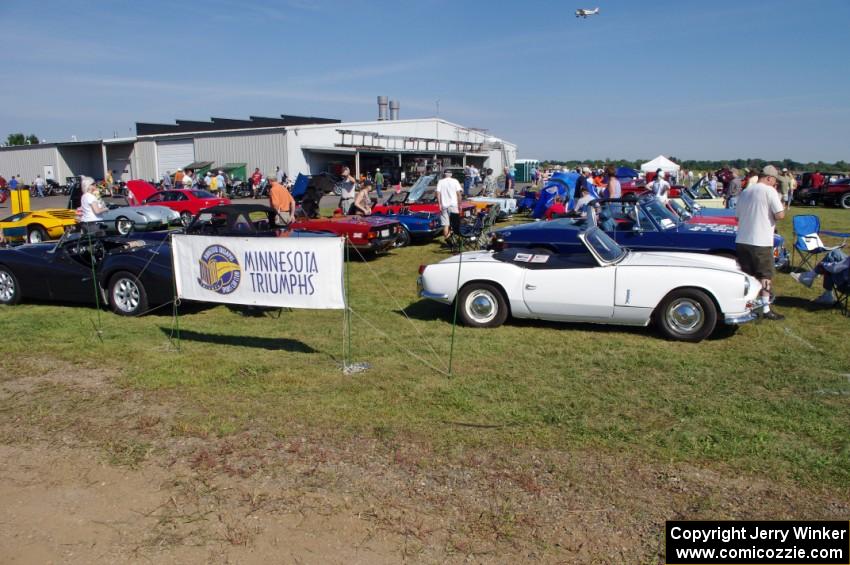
[172, 235, 345, 309]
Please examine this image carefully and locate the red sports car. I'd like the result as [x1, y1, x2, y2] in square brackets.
[290, 215, 401, 254]
[126, 180, 230, 226]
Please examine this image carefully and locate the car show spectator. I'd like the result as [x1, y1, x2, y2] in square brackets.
[810, 170, 824, 189]
[275, 166, 284, 184]
[215, 170, 226, 194]
[544, 196, 566, 220]
[471, 165, 480, 187]
[203, 171, 212, 189]
[436, 169, 463, 241]
[602, 164, 621, 198]
[649, 168, 670, 203]
[791, 248, 849, 306]
[779, 168, 796, 208]
[269, 179, 295, 226]
[339, 166, 356, 214]
[161, 170, 173, 189]
[79, 176, 108, 232]
[174, 169, 184, 186]
[503, 167, 515, 198]
[34, 175, 45, 198]
[709, 175, 718, 194]
[353, 180, 373, 215]
[735, 165, 786, 321]
[572, 185, 594, 217]
[776, 168, 793, 209]
[8, 175, 19, 190]
[463, 165, 473, 197]
[483, 168, 497, 196]
[182, 169, 195, 188]
[724, 169, 742, 209]
[373, 168, 384, 200]
[251, 167, 263, 197]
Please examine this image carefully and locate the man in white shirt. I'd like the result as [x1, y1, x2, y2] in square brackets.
[735, 165, 786, 320]
[34, 175, 46, 197]
[649, 169, 670, 203]
[436, 169, 463, 241]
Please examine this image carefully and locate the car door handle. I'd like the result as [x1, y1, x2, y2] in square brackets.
[525, 284, 536, 290]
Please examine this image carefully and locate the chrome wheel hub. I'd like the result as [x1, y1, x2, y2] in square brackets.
[466, 290, 497, 323]
[113, 278, 140, 313]
[0, 272, 14, 301]
[667, 299, 703, 334]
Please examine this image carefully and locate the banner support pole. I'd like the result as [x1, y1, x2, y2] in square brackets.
[448, 237, 463, 376]
[345, 236, 351, 370]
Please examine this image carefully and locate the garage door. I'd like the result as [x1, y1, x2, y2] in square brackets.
[156, 139, 195, 178]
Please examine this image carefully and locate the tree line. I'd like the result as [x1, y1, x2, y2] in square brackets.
[5, 133, 41, 146]
[542, 158, 849, 173]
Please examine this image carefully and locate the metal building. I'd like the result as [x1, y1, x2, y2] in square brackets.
[0, 103, 517, 185]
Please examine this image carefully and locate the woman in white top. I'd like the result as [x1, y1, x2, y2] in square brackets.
[79, 176, 107, 232]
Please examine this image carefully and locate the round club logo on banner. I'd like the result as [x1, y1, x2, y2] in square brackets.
[197, 245, 241, 295]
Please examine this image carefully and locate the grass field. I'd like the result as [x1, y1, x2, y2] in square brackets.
[1, 205, 849, 561]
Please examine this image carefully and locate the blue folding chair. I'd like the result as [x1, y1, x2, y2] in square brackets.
[791, 215, 849, 272]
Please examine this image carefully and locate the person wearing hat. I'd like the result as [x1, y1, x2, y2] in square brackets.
[373, 168, 384, 200]
[776, 167, 793, 209]
[215, 170, 226, 194]
[352, 179, 373, 215]
[735, 165, 786, 321]
[436, 169, 463, 241]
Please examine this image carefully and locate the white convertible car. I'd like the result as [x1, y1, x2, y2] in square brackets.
[418, 227, 761, 342]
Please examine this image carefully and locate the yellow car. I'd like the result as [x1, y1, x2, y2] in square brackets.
[0, 209, 78, 243]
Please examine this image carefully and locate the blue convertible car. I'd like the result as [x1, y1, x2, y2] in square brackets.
[493, 193, 788, 268]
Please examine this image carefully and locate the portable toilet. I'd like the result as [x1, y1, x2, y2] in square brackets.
[513, 159, 540, 183]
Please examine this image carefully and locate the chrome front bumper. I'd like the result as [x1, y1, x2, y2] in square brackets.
[724, 311, 758, 325]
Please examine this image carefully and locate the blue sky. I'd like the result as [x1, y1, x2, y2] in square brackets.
[1, 0, 848, 162]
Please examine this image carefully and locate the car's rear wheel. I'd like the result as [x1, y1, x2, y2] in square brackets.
[180, 211, 192, 226]
[27, 225, 48, 243]
[394, 226, 411, 248]
[458, 282, 508, 328]
[116, 217, 134, 235]
[0, 266, 21, 305]
[656, 288, 717, 342]
[108, 271, 148, 316]
[840, 192, 850, 210]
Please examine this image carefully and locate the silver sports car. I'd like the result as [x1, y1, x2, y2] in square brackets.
[101, 197, 181, 235]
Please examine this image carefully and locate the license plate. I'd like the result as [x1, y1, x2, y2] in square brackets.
[380, 229, 389, 237]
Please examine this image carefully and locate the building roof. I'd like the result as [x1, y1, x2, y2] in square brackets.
[136, 114, 340, 136]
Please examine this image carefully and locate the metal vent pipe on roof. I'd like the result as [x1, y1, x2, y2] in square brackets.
[389, 99, 399, 120]
[377, 96, 388, 120]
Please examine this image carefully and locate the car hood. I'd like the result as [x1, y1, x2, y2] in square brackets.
[621, 250, 740, 272]
[126, 180, 158, 202]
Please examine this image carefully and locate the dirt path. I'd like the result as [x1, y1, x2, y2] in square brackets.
[1, 359, 847, 563]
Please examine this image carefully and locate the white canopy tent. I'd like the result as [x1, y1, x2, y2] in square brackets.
[640, 155, 681, 179]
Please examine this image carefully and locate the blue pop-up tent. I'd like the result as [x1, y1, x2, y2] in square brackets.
[616, 166, 639, 179]
[532, 172, 579, 219]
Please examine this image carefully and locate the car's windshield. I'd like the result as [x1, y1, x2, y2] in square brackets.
[583, 228, 627, 263]
[192, 190, 215, 199]
[1, 212, 28, 222]
[642, 198, 680, 229]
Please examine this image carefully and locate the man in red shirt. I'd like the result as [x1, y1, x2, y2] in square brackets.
[250, 167, 263, 198]
[544, 196, 566, 220]
[811, 170, 824, 189]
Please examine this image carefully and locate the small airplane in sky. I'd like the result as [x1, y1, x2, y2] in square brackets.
[575, 7, 600, 18]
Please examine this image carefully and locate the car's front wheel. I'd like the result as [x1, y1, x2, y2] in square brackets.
[116, 217, 134, 235]
[457, 282, 509, 328]
[0, 266, 21, 305]
[27, 225, 48, 243]
[656, 288, 717, 342]
[108, 271, 149, 316]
